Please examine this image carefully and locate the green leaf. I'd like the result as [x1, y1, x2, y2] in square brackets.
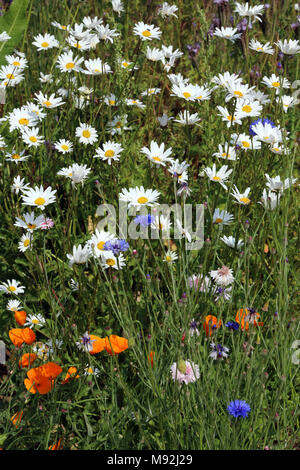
[0, 0, 30, 66]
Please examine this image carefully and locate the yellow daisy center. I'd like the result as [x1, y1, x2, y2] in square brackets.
[152, 156, 161, 162]
[43, 101, 52, 107]
[212, 176, 221, 181]
[272, 147, 279, 152]
[34, 197, 46, 206]
[6, 73, 14, 80]
[122, 62, 129, 67]
[234, 90, 243, 97]
[66, 62, 75, 70]
[94, 68, 100, 73]
[19, 118, 29, 125]
[61, 144, 69, 151]
[241, 141, 250, 148]
[240, 197, 250, 204]
[137, 196, 148, 204]
[116, 121, 122, 128]
[87, 367, 93, 374]
[12, 61, 21, 66]
[183, 92, 191, 99]
[222, 152, 230, 158]
[272, 81, 280, 87]
[104, 149, 115, 157]
[142, 30, 151, 37]
[9, 285, 16, 292]
[197, 95, 203, 100]
[242, 105, 252, 113]
[32, 319, 39, 324]
[166, 255, 172, 262]
[215, 218, 223, 224]
[109, 100, 115, 105]
[12, 154, 20, 159]
[227, 115, 235, 121]
[106, 258, 116, 266]
[82, 130, 91, 138]
[256, 47, 263, 51]
[97, 241, 105, 250]
[27, 223, 36, 229]
[29, 136, 38, 142]
[41, 42, 49, 48]
[61, 25, 67, 30]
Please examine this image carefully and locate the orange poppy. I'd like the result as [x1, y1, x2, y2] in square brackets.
[236, 308, 264, 331]
[49, 438, 62, 450]
[40, 362, 63, 380]
[61, 367, 80, 384]
[19, 353, 37, 368]
[148, 351, 155, 368]
[9, 328, 36, 347]
[24, 362, 62, 394]
[203, 315, 222, 336]
[14, 310, 27, 326]
[89, 335, 106, 355]
[104, 335, 128, 355]
[11, 411, 23, 428]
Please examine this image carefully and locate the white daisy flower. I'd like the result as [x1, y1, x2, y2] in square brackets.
[0, 65, 24, 86]
[82, 16, 103, 30]
[39, 72, 53, 83]
[112, 0, 124, 16]
[260, 189, 281, 210]
[168, 159, 189, 183]
[236, 99, 262, 118]
[175, 219, 192, 243]
[103, 94, 118, 106]
[220, 235, 244, 250]
[249, 39, 274, 55]
[12, 176, 30, 195]
[24, 102, 47, 121]
[213, 144, 237, 161]
[163, 250, 178, 263]
[171, 82, 199, 101]
[151, 214, 172, 233]
[14, 211, 45, 232]
[277, 94, 299, 112]
[34, 91, 65, 109]
[204, 164, 233, 190]
[84, 58, 112, 75]
[140, 140, 173, 166]
[275, 39, 300, 55]
[18, 232, 33, 253]
[67, 244, 91, 268]
[231, 133, 261, 150]
[217, 106, 244, 127]
[213, 27, 242, 42]
[57, 163, 91, 187]
[75, 123, 98, 145]
[250, 121, 282, 144]
[168, 72, 190, 87]
[234, 2, 264, 23]
[231, 185, 251, 205]
[211, 71, 242, 89]
[0, 279, 25, 295]
[133, 22, 162, 41]
[21, 126, 44, 147]
[269, 143, 290, 155]
[248, 89, 270, 104]
[174, 110, 201, 126]
[95, 24, 120, 43]
[56, 51, 84, 73]
[224, 81, 256, 102]
[25, 314, 46, 328]
[54, 139, 73, 153]
[51, 21, 70, 31]
[32, 33, 59, 51]
[261, 74, 290, 94]
[21, 185, 57, 210]
[93, 141, 123, 165]
[210, 265, 235, 286]
[158, 2, 178, 18]
[107, 114, 131, 135]
[100, 251, 126, 270]
[265, 174, 297, 193]
[119, 186, 160, 209]
[157, 113, 173, 127]
[125, 98, 145, 109]
[8, 107, 38, 132]
[6, 299, 22, 312]
[0, 31, 11, 42]
[144, 46, 165, 62]
[141, 88, 161, 97]
[87, 229, 115, 258]
[6, 149, 30, 164]
[213, 208, 234, 226]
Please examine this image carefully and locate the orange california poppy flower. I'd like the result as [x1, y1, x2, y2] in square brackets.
[104, 335, 128, 355]
[11, 411, 23, 428]
[148, 351, 155, 368]
[21, 328, 36, 345]
[89, 335, 106, 355]
[9, 328, 24, 347]
[236, 308, 264, 331]
[39, 362, 63, 380]
[203, 315, 222, 337]
[14, 310, 27, 326]
[61, 367, 80, 384]
[19, 353, 37, 369]
[24, 368, 53, 394]
[49, 438, 62, 450]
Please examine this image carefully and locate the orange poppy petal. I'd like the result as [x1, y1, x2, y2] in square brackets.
[104, 335, 128, 355]
[62, 367, 80, 384]
[9, 329, 24, 347]
[19, 353, 37, 368]
[11, 411, 23, 428]
[14, 310, 27, 326]
[90, 335, 105, 354]
[21, 328, 36, 345]
[40, 362, 62, 380]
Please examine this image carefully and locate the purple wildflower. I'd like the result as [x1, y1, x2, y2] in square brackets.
[227, 400, 251, 418]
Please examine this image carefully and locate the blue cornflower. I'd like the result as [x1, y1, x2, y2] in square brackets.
[227, 400, 251, 418]
[103, 239, 129, 256]
[225, 321, 239, 331]
[249, 118, 275, 136]
[134, 214, 154, 228]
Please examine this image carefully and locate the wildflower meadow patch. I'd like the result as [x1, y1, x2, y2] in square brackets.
[0, 0, 299, 452]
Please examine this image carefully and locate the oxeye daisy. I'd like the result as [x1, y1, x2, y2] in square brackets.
[32, 33, 59, 51]
[14, 211, 44, 232]
[213, 208, 234, 226]
[168, 159, 189, 182]
[100, 251, 126, 270]
[96, 24, 120, 43]
[67, 36, 92, 51]
[175, 219, 192, 243]
[25, 314, 46, 328]
[21, 127, 44, 147]
[260, 189, 281, 210]
[112, 0, 125, 16]
[213, 144, 237, 161]
[6, 150, 30, 164]
[0, 31, 11, 41]
[39, 72, 53, 83]
[163, 250, 178, 264]
[6, 300, 22, 312]
[231, 185, 251, 205]
[18, 232, 33, 252]
[174, 110, 201, 126]
[141, 140, 173, 166]
[249, 89, 270, 104]
[103, 94, 118, 106]
[125, 98, 145, 109]
[54, 139, 73, 153]
[119, 186, 160, 209]
[234, 2, 264, 23]
[0, 65, 24, 86]
[275, 39, 300, 55]
[57, 163, 91, 187]
[261, 74, 290, 94]
[217, 106, 244, 127]
[236, 99, 262, 118]
[0, 279, 25, 295]
[249, 39, 274, 55]
[231, 133, 261, 150]
[277, 95, 299, 112]
[107, 114, 131, 135]
[119, 59, 137, 70]
[144, 46, 165, 62]
[51, 21, 70, 31]
[265, 174, 297, 193]
[158, 2, 178, 18]
[84, 58, 112, 75]
[8, 107, 38, 132]
[204, 164, 233, 190]
[133, 22, 162, 41]
[24, 102, 47, 121]
[93, 141, 123, 165]
[213, 27, 242, 42]
[211, 71, 243, 89]
[87, 229, 115, 258]
[225, 81, 256, 102]
[67, 244, 91, 268]
[21, 185, 57, 210]
[75, 123, 98, 145]
[171, 82, 199, 101]
[151, 214, 172, 233]
[249, 121, 282, 144]
[34, 91, 65, 109]
[141, 88, 161, 97]
[220, 235, 244, 250]
[56, 51, 84, 73]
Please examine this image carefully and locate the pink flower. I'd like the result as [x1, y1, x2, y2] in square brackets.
[170, 360, 200, 384]
[40, 218, 54, 230]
